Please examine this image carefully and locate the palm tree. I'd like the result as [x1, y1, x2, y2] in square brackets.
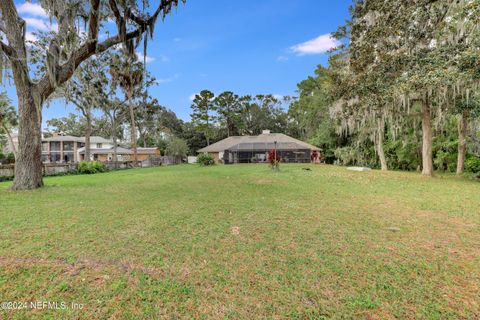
[110, 54, 144, 164]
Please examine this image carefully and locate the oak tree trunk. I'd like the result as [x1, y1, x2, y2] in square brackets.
[12, 92, 44, 190]
[456, 111, 467, 175]
[376, 117, 388, 171]
[421, 97, 433, 177]
[1, 0, 43, 190]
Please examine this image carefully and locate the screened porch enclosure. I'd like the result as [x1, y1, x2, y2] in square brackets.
[224, 142, 311, 164]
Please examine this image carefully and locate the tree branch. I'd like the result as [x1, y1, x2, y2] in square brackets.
[87, 0, 101, 41]
[37, 0, 184, 105]
[0, 0, 31, 86]
[0, 39, 15, 58]
[110, 0, 183, 34]
[36, 28, 142, 102]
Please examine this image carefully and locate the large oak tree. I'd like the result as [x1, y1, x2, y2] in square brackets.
[0, 0, 184, 190]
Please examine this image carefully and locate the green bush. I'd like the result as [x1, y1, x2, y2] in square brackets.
[434, 150, 457, 173]
[197, 153, 215, 166]
[2, 152, 15, 164]
[7, 152, 15, 163]
[465, 156, 480, 177]
[78, 161, 107, 174]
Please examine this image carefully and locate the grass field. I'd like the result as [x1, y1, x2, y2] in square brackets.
[0, 164, 479, 319]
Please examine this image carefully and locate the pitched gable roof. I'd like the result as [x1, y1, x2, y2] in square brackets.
[42, 135, 113, 144]
[198, 133, 320, 153]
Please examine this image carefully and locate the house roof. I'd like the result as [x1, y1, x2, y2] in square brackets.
[137, 148, 159, 154]
[227, 141, 314, 151]
[42, 135, 113, 144]
[198, 133, 320, 153]
[77, 146, 133, 155]
[77, 146, 159, 155]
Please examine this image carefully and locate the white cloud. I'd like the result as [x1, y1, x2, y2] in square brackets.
[157, 74, 180, 85]
[290, 33, 340, 55]
[136, 52, 155, 63]
[24, 17, 57, 32]
[17, 2, 48, 18]
[158, 55, 170, 63]
[189, 93, 197, 101]
[25, 32, 38, 42]
[276, 56, 289, 62]
[174, 37, 182, 42]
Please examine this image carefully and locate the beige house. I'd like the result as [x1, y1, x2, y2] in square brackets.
[42, 133, 159, 163]
[198, 130, 321, 164]
[78, 146, 160, 162]
[42, 134, 114, 163]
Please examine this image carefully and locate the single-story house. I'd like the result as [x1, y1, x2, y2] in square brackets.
[198, 130, 321, 164]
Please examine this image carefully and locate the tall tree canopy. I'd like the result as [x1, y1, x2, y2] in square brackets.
[331, 0, 480, 175]
[191, 90, 216, 146]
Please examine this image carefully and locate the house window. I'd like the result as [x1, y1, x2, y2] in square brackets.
[63, 142, 73, 151]
[50, 142, 60, 151]
[97, 143, 102, 148]
[50, 152, 61, 163]
[63, 153, 74, 163]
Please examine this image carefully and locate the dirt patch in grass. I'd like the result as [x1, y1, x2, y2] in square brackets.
[253, 178, 275, 185]
[0, 256, 165, 276]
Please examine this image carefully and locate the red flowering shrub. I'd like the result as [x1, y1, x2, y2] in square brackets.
[268, 149, 281, 169]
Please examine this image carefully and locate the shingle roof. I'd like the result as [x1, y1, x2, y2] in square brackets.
[137, 148, 159, 154]
[42, 135, 81, 142]
[42, 135, 113, 143]
[77, 146, 133, 155]
[77, 147, 159, 155]
[198, 133, 320, 153]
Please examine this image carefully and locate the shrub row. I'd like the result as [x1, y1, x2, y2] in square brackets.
[197, 153, 215, 166]
[77, 161, 107, 174]
[465, 156, 480, 179]
[0, 152, 15, 165]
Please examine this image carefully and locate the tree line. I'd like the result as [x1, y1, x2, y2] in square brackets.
[42, 88, 293, 158]
[288, 0, 480, 176]
[190, 90, 291, 145]
[327, 0, 480, 176]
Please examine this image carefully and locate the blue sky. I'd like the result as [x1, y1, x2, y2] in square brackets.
[5, 0, 352, 126]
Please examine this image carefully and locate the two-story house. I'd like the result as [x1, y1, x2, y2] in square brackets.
[41, 133, 159, 163]
[41, 134, 114, 163]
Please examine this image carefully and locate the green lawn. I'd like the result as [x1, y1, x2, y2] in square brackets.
[0, 164, 479, 319]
